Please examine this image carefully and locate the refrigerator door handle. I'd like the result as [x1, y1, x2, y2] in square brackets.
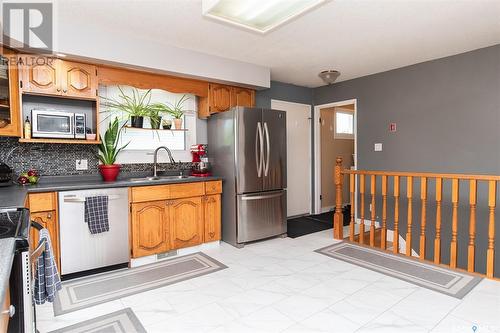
[263, 122, 270, 177]
[256, 122, 264, 177]
[241, 192, 283, 200]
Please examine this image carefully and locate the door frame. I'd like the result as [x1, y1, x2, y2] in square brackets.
[271, 99, 313, 216]
[313, 99, 358, 214]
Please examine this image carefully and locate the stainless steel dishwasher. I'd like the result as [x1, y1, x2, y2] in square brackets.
[58, 187, 129, 275]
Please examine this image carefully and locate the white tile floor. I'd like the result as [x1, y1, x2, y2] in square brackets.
[37, 229, 500, 333]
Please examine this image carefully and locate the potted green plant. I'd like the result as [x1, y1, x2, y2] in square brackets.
[102, 87, 152, 128]
[149, 107, 162, 129]
[151, 95, 190, 130]
[98, 117, 129, 182]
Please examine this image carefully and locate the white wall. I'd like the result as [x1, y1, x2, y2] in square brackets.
[53, 12, 270, 89]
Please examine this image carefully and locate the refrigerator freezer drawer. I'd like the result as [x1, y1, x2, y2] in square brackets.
[237, 190, 287, 243]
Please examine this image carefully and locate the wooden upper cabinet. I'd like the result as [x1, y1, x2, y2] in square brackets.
[169, 196, 204, 250]
[198, 83, 255, 119]
[231, 87, 255, 108]
[61, 61, 97, 98]
[203, 195, 221, 242]
[131, 201, 170, 258]
[209, 83, 232, 114]
[0, 48, 21, 137]
[21, 59, 97, 99]
[21, 58, 60, 95]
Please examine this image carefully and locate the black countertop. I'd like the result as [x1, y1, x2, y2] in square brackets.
[0, 173, 223, 208]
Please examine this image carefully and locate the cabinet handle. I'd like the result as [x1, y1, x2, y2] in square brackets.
[47, 212, 52, 219]
[1, 305, 15, 318]
[63, 89, 67, 93]
[56, 87, 61, 92]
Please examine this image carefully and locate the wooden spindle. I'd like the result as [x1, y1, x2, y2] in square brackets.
[370, 175, 376, 246]
[487, 180, 496, 278]
[349, 173, 355, 241]
[434, 178, 443, 264]
[467, 179, 477, 272]
[406, 176, 413, 256]
[450, 179, 459, 268]
[359, 174, 365, 244]
[381, 175, 388, 249]
[419, 177, 427, 260]
[393, 176, 400, 254]
[333, 157, 344, 240]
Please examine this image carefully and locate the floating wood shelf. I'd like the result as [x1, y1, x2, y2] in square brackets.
[124, 126, 187, 131]
[19, 138, 101, 145]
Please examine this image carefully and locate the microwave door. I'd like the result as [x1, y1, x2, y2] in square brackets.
[32, 111, 75, 139]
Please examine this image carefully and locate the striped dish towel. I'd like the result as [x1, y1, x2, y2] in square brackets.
[84, 196, 110, 234]
[34, 228, 62, 304]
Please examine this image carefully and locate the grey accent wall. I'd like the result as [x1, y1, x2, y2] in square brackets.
[255, 81, 313, 109]
[314, 44, 500, 174]
[313, 44, 500, 276]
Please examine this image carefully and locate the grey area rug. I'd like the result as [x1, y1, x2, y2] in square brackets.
[48, 308, 146, 333]
[53, 252, 227, 316]
[315, 242, 482, 299]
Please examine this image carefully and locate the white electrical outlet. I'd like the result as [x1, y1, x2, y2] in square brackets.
[76, 159, 88, 170]
[374, 143, 383, 151]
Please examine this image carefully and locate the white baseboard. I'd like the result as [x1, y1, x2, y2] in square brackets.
[130, 241, 221, 268]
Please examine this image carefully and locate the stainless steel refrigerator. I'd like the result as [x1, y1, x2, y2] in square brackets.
[208, 107, 287, 248]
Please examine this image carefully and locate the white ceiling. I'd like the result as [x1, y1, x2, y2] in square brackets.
[57, 0, 500, 88]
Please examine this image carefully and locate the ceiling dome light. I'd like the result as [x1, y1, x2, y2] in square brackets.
[318, 70, 340, 85]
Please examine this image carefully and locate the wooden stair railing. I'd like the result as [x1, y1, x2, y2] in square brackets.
[333, 157, 499, 279]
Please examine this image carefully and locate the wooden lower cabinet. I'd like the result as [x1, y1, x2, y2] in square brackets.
[131, 201, 170, 258]
[30, 210, 60, 271]
[0, 287, 10, 333]
[129, 181, 222, 258]
[169, 197, 204, 249]
[204, 195, 221, 242]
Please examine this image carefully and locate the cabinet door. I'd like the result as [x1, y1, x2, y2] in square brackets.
[169, 197, 204, 249]
[60, 61, 97, 99]
[203, 195, 221, 242]
[0, 48, 21, 137]
[21, 58, 61, 95]
[209, 83, 232, 114]
[131, 201, 169, 258]
[30, 210, 60, 272]
[231, 87, 255, 108]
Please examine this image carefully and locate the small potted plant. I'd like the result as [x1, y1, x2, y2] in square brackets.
[149, 107, 162, 129]
[101, 86, 152, 128]
[98, 117, 129, 182]
[162, 119, 172, 129]
[151, 95, 190, 130]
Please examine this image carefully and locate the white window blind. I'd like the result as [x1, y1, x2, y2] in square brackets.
[334, 110, 354, 139]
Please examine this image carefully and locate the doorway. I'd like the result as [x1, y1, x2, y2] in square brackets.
[271, 99, 311, 217]
[314, 99, 357, 215]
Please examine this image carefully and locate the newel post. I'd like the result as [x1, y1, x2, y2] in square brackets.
[334, 156, 344, 240]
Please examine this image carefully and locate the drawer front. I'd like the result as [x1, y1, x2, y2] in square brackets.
[29, 192, 56, 212]
[169, 182, 204, 199]
[131, 185, 170, 203]
[205, 181, 222, 194]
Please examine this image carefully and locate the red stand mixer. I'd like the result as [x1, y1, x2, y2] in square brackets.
[190, 144, 211, 177]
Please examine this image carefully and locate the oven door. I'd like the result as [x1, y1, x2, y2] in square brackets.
[32, 110, 74, 139]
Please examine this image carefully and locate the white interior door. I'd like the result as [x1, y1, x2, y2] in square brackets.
[271, 100, 311, 217]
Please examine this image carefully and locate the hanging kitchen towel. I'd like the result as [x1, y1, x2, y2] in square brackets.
[34, 228, 62, 304]
[84, 195, 110, 234]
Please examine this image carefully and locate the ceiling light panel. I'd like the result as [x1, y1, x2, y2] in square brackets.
[202, 0, 326, 34]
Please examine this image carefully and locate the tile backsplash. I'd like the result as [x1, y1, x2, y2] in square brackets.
[0, 138, 192, 176]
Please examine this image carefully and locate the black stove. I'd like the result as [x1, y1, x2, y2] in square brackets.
[0, 208, 29, 239]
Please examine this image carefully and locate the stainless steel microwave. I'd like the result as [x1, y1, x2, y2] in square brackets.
[31, 110, 86, 139]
